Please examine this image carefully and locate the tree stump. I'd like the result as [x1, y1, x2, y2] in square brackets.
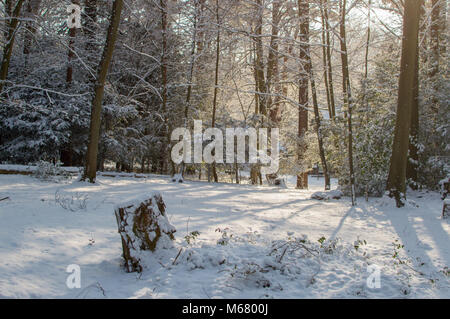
[443, 199, 449, 219]
[440, 177, 449, 200]
[114, 193, 176, 273]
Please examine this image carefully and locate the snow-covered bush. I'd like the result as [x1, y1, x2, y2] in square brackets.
[311, 190, 343, 200]
[33, 161, 70, 182]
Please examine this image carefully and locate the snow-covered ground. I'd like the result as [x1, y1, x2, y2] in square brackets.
[0, 173, 448, 298]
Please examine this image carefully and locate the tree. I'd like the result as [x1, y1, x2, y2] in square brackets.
[296, 0, 309, 190]
[0, 0, 25, 94]
[210, 0, 220, 183]
[23, 0, 42, 65]
[339, 0, 355, 205]
[308, 45, 331, 190]
[66, 0, 80, 84]
[83, 0, 124, 182]
[406, 1, 424, 189]
[387, 0, 422, 207]
[322, 0, 336, 119]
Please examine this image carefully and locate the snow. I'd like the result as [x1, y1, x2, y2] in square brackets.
[311, 190, 344, 200]
[0, 173, 448, 298]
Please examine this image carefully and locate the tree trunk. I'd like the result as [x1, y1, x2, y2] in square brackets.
[339, 0, 355, 205]
[308, 49, 331, 191]
[267, 0, 281, 124]
[83, 0, 123, 183]
[160, 0, 175, 176]
[362, 0, 371, 113]
[23, 0, 42, 65]
[320, 0, 332, 119]
[210, 0, 220, 183]
[323, 0, 336, 119]
[254, 0, 266, 116]
[250, 0, 265, 185]
[387, 0, 421, 207]
[296, 0, 309, 190]
[0, 0, 25, 94]
[180, 0, 199, 177]
[66, 0, 80, 84]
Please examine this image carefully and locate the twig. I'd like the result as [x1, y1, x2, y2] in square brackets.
[0, 197, 10, 201]
[172, 247, 183, 265]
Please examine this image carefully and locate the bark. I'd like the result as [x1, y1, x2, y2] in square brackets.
[267, 0, 281, 124]
[66, 0, 80, 84]
[339, 0, 355, 205]
[180, 0, 199, 177]
[281, 37, 293, 123]
[160, 0, 175, 176]
[83, 0, 123, 182]
[210, 0, 220, 183]
[0, 0, 25, 94]
[320, 0, 332, 118]
[323, 0, 336, 119]
[254, 0, 266, 116]
[296, 0, 309, 189]
[250, 0, 265, 185]
[114, 194, 176, 273]
[308, 49, 331, 191]
[362, 0, 371, 112]
[23, 0, 42, 63]
[387, 0, 421, 207]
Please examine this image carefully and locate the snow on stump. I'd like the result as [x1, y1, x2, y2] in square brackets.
[311, 190, 343, 200]
[443, 199, 450, 219]
[114, 193, 176, 273]
[439, 176, 450, 200]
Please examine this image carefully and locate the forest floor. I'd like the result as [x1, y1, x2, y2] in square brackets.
[0, 171, 449, 298]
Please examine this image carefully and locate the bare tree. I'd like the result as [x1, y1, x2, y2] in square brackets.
[387, 0, 422, 207]
[83, 0, 124, 182]
[296, 0, 309, 190]
[66, 0, 80, 84]
[210, 0, 220, 183]
[339, 0, 355, 205]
